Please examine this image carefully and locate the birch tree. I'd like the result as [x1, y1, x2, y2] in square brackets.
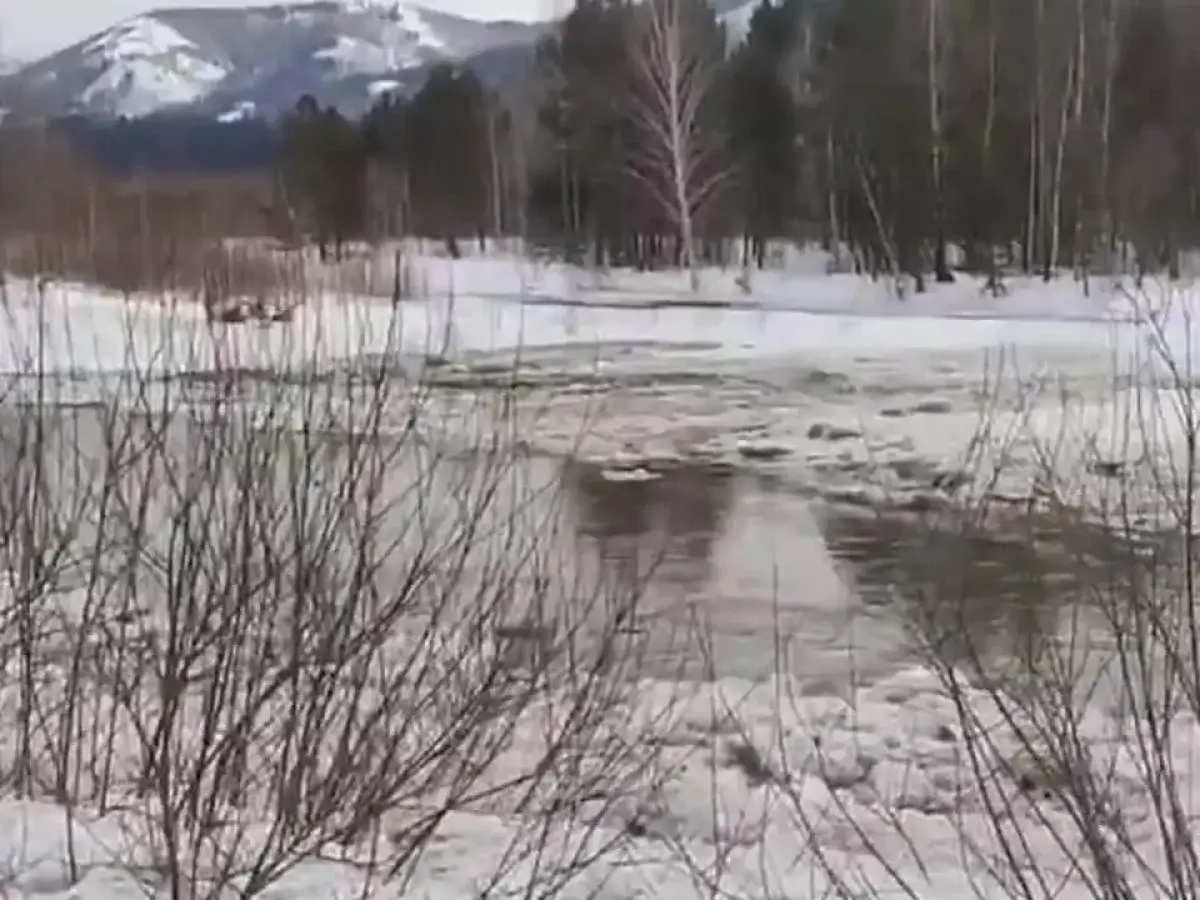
[626, 0, 729, 291]
[927, 0, 954, 282]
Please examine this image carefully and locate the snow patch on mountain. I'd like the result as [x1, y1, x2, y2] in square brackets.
[218, 100, 258, 122]
[368, 78, 402, 98]
[75, 16, 231, 117]
[388, 6, 448, 49]
[314, 6, 451, 78]
[82, 17, 199, 64]
[338, 0, 407, 11]
[315, 37, 394, 77]
[339, 1, 448, 47]
[315, 34, 416, 77]
[79, 54, 228, 118]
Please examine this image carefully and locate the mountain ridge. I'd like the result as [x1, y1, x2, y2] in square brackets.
[0, 0, 761, 122]
[0, 1, 551, 121]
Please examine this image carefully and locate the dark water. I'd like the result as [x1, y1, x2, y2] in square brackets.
[559, 459, 1125, 685]
[1, 403, 1139, 692]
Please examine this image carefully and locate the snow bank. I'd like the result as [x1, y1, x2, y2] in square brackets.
[0, 285, 418, 378]
[0, 270, 1135, 378]
[0, 665, 1197, 898]
[1, 265, 1191, 530]
[318, 241, 1148, 321]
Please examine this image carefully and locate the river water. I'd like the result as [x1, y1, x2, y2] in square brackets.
[559, 457, 1155, 686]
[0, 286, 1174, 705]
[0, 284, 1193, 899]
[0, 397, 1149, 699]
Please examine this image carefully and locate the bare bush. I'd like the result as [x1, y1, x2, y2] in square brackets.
[666, 279, 1200, 900]
[0, 278, 691, 898]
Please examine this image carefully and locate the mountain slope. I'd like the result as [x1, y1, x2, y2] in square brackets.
[2, 2, 547, 121]
[0, 0, 766, 122]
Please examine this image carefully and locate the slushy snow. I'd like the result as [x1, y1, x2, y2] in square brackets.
[0, 248, 1197, 898]
[0, 667, 1197, 898]
[3, 255, 1183, 530]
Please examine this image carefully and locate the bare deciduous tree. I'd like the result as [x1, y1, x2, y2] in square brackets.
[0, 267, 688, 897]
[626, 0, 730, 292]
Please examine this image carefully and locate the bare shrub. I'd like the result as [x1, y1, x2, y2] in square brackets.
[676, 279, 1200, 899]
[0, 132, 297, 309]
[0, 280, 693, 898]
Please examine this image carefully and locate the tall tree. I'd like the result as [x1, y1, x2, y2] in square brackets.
[727, 0, 802, 268]
[925, 0, 954, 282]
[361, 93, 412, 241]
[626, 0, 730, 289]
[534, 0, 636, 265]
[279, 96, 365, 259]
[819, 0, 934, 285]
[404, 64, 492, 256]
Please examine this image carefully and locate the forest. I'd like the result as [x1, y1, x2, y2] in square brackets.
[18, 0, 1200, 289]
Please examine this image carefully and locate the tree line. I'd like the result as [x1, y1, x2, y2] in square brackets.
[53, 114, 281, 176]
[277, 0, 1200, 287]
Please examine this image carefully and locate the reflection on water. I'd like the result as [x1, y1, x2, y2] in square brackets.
[8, 403, 1129, 690]
[565, 463, 736, 596]
[817, 508, 1068, 675]
[562, 460, 1112, 684]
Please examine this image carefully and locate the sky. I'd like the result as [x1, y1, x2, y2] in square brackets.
[0, 0, 562, 60]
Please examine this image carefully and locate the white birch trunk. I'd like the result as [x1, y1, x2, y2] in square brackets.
[628, 0, 728, 293]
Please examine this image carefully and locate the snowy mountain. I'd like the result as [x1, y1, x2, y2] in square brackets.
[0, 0, 765, 122]
[0, 2, 547, 121]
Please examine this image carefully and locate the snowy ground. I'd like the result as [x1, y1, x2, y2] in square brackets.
[3, 258, 1188, 529]
[3, 666, 1199, 900]
[0, 255, 1197, 897]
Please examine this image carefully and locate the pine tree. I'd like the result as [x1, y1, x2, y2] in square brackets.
[279, 96, 365, 260]
[362, 93, 412, 240]
[533, 0, 636, 265]
[727, 0, 802, 267]
[405, 64, 492, 256]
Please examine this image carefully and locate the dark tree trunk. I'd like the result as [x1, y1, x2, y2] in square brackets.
[934, 231, 955, 283]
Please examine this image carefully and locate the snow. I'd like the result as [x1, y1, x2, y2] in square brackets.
[385, 4, 448, 51]
[316, 4, 447, 76]
[338, 0, 450, 53]
[315, 34, 425, 77]
[368, 78, 402, 98]
[0, 665, 1198, 898]
[1, 251, 1199, 897]
[0, 259, 1171, 514]
[217, 100, 258, 122]
[412, 0, 599, 23]
[78, 16, 229, 117]
[0, 257, 1172, 517]
[721, 1, 758, 46]
[82, 17, 199, 63]
[79, 55, 228, 117]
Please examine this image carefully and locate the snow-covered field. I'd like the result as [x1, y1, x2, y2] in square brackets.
[7, 664, 1200, 900]
[0, 253, 1198, 898]
[4, 254, 1190, 528]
